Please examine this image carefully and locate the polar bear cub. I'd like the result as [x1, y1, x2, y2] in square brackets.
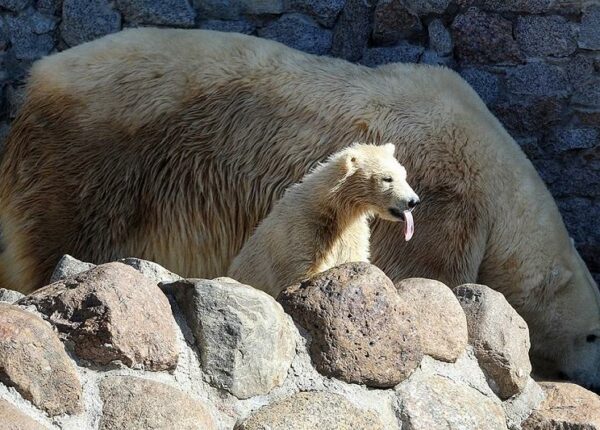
[228, 143, 420, 297]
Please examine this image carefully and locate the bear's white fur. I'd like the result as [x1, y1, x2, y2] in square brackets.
[228, 143, 418, 296]
[0, 28, 598, 390]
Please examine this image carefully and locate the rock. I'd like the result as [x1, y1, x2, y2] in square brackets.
[193, 0, 241, 19]
[5, 9, 56, 61]
[6, 84, 26, 119]
[503, 377, 544, 430]
[396, 373, 507, 430]
[199, 19, 255, 34]
[459, 67, 500, 104]
[278, 262, 423, 388]
[372, 0, 422, 46]
[0, 288, 24, 303]
[0, 398, 47, 430]
[457, 0, 554, 13]
[258, 14, 332, 56]
[234, 391, 385, 430]
[579, 5, 600, 50]
[99, 376, 216, 430]
[492, 96, 563, 133]
[50, 254, 96, 283]
[403, 0, 450, 14]
[573, 78, 600, 107]
[396, 278, 468, 362]
[119, 257, 182, 285]
[0, 0, 29, 12]
[361, 42, 424, 67]
[545, 127, 599, 153]
[557, 198, 600, 251]
[566, 54, 595, 91]
[288, 0, 345, 28]
[61, 0, 121, 47]
[241, 0, 284, 15]
[0, 303, 82, 416]
[419, 50, 454, 67]
[36, 0, 61, 15]
[454, 283, 532, 399]
[116, 0, 196, 27]
[451, 8, 522, 65]
[507, 63, 570, 97]
[20, 262, 178, 370]
[515, 16, 576, 58]
[428, 19, 452, 56]
[164, 277, 295, 399]
[523, 381, 600, 429]
[331, 0, 374, 62]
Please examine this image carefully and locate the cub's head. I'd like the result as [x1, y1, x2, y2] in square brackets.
[336, 143, 419, 223]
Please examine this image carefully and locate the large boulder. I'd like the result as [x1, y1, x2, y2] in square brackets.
[20, 262, 178, 370]
[278, 262, 423, 388]
[164, 277, 296, 399]
[234, 391, 385, 430]
[99, 376, 216, 430]
[0, 399, 48, 430]
[454, 283, 532, 399]
[396, 278, 468, 362]
[503, 377, 545, 430]
[50, 254, 95, 283]
[0, 304, 82, 416]
[0, 288, 24, 304]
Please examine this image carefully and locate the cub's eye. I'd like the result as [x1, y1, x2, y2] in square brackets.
[382, 177, 393, 183]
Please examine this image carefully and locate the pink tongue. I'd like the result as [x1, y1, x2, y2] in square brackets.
[403, 210, 414, 241]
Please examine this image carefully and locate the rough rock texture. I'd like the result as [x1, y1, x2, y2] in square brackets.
[116, 0, 195, 27]
[49, 254, 96, 283]
[0, 288, 24, 303]
[234, 391, 385, 430]
[0, 304, 82, 416]
[396, 278, 468, 362]
[428, 19, 452, 56]
[278, 262, 423, 388]
[258, 13, 332, 56]
[515, 15, 576, 58]
[455, 284, 532, 400]
[20, 262, 178, 370]
[165, 277, 296, 399]
[330, 0, 374, 62]
[503, 377, 545, 430]
[287, 0, 344, 28]
[119, 257, 182, 285]
[396, 373, 507, 430]
[60, 0, 121, 47]
[0, 398, 48, 430]
[361, 42, 424, 67]
[372, 0, 421, 46]
[99, 376, 216, 430]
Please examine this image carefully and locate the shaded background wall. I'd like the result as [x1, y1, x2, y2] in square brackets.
[0, 0, 598, 281]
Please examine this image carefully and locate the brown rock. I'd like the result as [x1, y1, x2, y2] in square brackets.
[99, 376, 216, 430]
[0, 304, 82, 416]
[278, 262, 423, 388]
[523, 381, 600, 430]
[19, 262, 178, 370]
[396, 278, 468, 362]
[372, 0, 422, 46]
[235, 391, 384, 430]
[454, 283, 532, 399]
[0, 398, 48, 430]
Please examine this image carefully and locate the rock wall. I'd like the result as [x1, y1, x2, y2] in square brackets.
[0, 0, 598, 281]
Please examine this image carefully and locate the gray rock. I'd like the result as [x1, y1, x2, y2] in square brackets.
[242, 0, 284, 14]
[503, 377, 544, 430]
[457, 0, 554, 13]
[199, 19, 255, 34]
[50, 254, 96, 283]
[36, 0, 61, 15]
[419, 50, 454, 67]
[0, 287, 24, 303]
[361, 41, 424, 67]
[492, 96, 563, 133]
[455, 284, 532, 400]
[395, 373, 507, 430]
[331, 0, 375, 62]
[235, 391, 385, 430]
[459, 67, 500, 104]
[579, 5, 600, 50]
[573, 77, 600, 107]
[0, 0, 29, 12]
[545, 127, 599, 153]
[404, 0, 450, 14]
[396, 278, 468, 363]
[165, 278, 296, 399]
[4, 9, 56, 61]
[557, 198, 600, 251]
[61, 0, 122, 47]
[372, 0, 422, 46]
[566, 54, 595, 91]
[116, 0, 196, 27]
[99, 376, 216, 430]
[0, 398, 48, 430]
[428, 19, 452, 56]
[516, 136, 544, 160]
[6, 84, 26, 119]
[258, 13, 332, 56]
[515, 16, 576, 58]
[193, 0, 241, 19]
[119, 257, 182, 285]
[288, 0, 345, 28]
[507, 62, 570, 97]
[451, 8, 522, 65]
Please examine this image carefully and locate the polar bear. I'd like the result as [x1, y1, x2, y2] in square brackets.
[228, 143, 419, 297]
[0, 28, 598, 391]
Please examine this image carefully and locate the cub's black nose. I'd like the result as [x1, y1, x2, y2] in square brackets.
[408, 198, 420, 209]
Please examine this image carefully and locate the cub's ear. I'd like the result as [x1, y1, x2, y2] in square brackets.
[342, 150, 359, 174]
[382, 143, 396, 156]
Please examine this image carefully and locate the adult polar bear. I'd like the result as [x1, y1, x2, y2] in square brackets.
[0, 28, 598, 390]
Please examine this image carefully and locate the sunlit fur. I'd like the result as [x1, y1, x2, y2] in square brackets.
[0, 28, 598, 390]
[228, 143, 419, 297]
